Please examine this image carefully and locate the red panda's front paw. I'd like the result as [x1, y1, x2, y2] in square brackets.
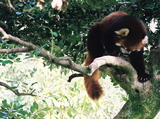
[138, 73, 150, 83]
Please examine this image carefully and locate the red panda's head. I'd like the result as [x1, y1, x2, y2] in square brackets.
[113, 16, 148, 54]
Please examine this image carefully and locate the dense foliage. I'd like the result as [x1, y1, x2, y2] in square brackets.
[0, 56, 127, 118]
[0, 0, 159, 118]
[0, 0, 159, 64]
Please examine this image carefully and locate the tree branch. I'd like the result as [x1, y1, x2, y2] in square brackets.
[7, 0, 16, 11]
[88, 56, 136, 77]
[0, 27, 148, 87]
[0, 27, 88, 75]
[0, 28, 150, 98]
[0, 27, 152, 92]
[0, 47, 32, 53]
[0, 81, 36, 96]
[88, 55, 152, 95]
[68, 73, 83, 82]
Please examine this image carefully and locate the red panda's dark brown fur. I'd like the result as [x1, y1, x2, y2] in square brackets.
[84, 11, 149, 100]
[84, 53, 103, 100]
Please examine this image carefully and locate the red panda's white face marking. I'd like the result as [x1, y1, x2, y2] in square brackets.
[137, 49, 141, 51]
[142, 36, 148, 45]
[115, 43, 121, 46]
[115, 29, 148, 54]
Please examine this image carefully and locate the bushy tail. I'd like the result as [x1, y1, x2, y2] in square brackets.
[84, 22, 104, 100]
[84, 69, 103, 100]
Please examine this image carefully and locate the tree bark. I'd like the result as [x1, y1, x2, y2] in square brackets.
[0, 27, 160, 118]
[86, 52, 160, 118]
[113, 50, 160, 118]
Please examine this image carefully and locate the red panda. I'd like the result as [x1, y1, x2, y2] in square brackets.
[84, 11, 149, 100]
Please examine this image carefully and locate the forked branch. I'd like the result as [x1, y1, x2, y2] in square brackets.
[0, 82, 36, 96]
[0, 27, 143, 97]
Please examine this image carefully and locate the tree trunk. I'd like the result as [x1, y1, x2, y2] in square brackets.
[113, 48, 160, 118]
[87, 48, 160, 118]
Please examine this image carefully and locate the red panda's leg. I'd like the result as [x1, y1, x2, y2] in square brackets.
[84, 23, 105, 100]
[129, 50, 150, 82]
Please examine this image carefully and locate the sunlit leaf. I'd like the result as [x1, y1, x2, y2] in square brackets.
[33, 102, 38, 110]
[30, 106, 35, 113]
[42, 107, 51, 111]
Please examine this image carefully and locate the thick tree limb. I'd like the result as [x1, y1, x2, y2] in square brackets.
[88, 56, 136, 76]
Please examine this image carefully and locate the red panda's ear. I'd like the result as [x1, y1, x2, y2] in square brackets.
[115, 28, 129, 37]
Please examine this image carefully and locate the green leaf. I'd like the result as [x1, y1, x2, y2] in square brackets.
[33, 102, 38, 110]
[17, 105, 25, 109]
[101, 71, 107, 79]
[30, 106, 35, 113]
[38, 112, 45, 118]
[42, 107, 51, 111]
[0, 112, 4, 117]
[11, 86, 17, 89]
[51, 32, 58, 37]
[122, 96, 128, 101]
[19, 109, 29, 115]
[34, 50, 41, 56]
[2, 100, 10, 108]
[16, 58, 21, 62]
[33, 115, 38, 119]
[0, 60, 13, 66]
[22, 82, 28, 85]
[18, 3, 24, 7]
[40, 44, 47, 49]
[31, 82, 38, 86]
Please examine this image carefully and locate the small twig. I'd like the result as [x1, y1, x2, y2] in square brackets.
[7, 0, 16, 11]
[0, 81, 36, 96]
